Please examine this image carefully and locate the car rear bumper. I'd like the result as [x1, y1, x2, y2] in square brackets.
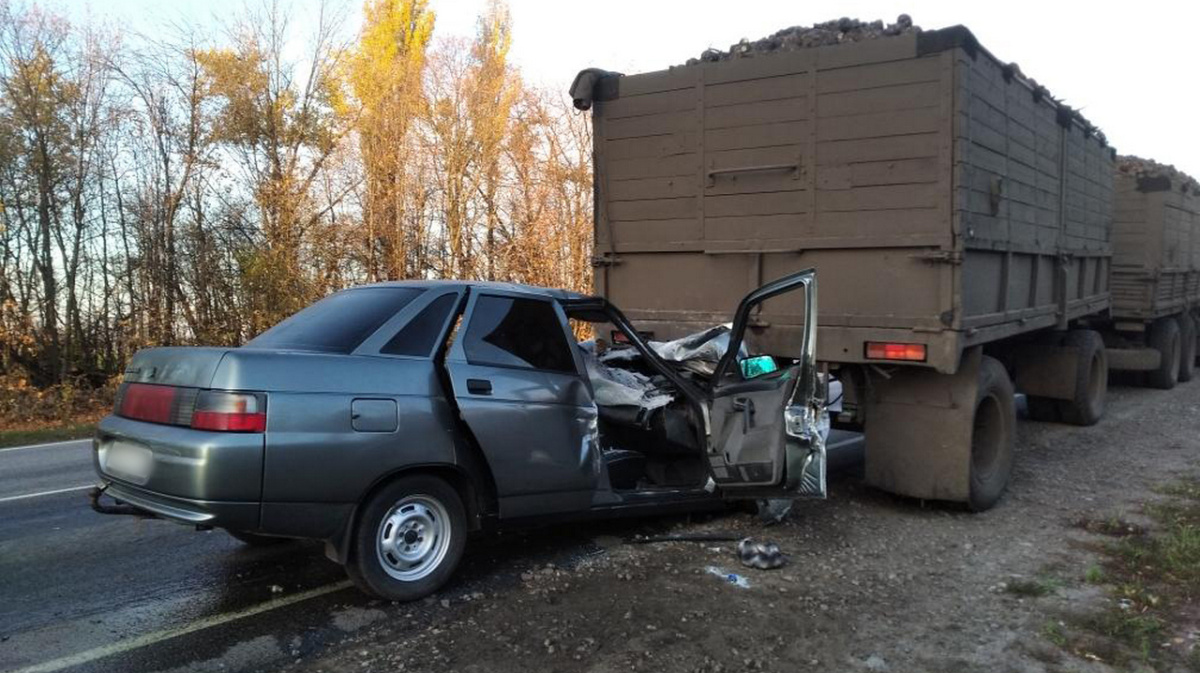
[92, 479, 261, 530]
[94, 414, 264, 502]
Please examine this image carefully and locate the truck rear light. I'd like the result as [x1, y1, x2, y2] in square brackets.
[190, 391, 267, 432]
[118, 383, 178, 425]
[865, 342, 927, 362]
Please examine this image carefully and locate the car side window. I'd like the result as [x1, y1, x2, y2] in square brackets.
[380, 293, 459, 357]
[462, 296, 576, 374]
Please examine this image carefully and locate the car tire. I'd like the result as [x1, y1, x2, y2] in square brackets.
[347, 474, 467, 602]
[226, 529, 288, 546]
[1057, 329, 1107, 426]
[1146, 317, 1181, 390]
[1178, 313, 1196, 383]
[968, 356, 1016, 512]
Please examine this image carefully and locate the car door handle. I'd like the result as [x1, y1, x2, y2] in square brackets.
[467, 379, 493, 395]
[732, 397, 755, 433]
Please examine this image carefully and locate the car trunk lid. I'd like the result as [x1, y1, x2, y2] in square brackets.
[123, 346, 231, 388]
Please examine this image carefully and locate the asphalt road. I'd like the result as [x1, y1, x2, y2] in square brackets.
[0, 433, 865, 673]
[0, 439, 360, 673]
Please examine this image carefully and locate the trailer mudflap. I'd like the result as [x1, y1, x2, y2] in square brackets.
[863, 347, 981, 503]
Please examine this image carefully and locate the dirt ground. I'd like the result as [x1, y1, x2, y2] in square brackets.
[291, 381, 1200, 673]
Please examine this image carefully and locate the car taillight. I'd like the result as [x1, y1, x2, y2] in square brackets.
[118, 383, 179, 425]
[865, 342, 927, 362]
[190, 391, 267, 432]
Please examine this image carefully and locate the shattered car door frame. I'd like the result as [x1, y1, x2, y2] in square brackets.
[564, 268, 824, 498]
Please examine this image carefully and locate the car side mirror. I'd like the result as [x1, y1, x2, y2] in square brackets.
[739, 355, 778, 379]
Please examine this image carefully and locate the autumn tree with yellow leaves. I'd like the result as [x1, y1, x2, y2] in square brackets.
[0, 0, 594, 405]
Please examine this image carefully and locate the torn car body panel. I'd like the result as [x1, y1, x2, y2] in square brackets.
[563, 267, 826, 499]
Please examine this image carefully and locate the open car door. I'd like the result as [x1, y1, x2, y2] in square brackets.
[704, 269, 826, 499]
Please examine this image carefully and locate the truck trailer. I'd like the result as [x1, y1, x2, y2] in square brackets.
[1093, 159, 1200, 390]
[570, 23, 1174, 511]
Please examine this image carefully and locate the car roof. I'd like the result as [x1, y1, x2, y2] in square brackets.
[352, 279, 596, 302]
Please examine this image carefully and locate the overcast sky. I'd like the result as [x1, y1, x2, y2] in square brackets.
[72, 0, 1199, 174]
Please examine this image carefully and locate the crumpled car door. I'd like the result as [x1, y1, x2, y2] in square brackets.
[705, 269, 826, 498]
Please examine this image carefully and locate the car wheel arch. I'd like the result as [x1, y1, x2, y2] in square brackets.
[325, 460, 493, 566]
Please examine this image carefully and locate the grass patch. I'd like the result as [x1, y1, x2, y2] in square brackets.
[0, 422, 96, 448]
[1042, 619, 1068, 647]
[1054, 477, 1200, 670]
[1072, 513, 1146, 538]
[1006, 576, 1062, 598]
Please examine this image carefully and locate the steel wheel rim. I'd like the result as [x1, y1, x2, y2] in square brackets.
[376, 495, 451, 582]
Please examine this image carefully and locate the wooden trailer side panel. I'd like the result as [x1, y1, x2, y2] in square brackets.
[952, 48, 1112, 346]
[1111, 173, 1200, 320]
[590, 27, 1113, 375]
[592, 33, 964, 370]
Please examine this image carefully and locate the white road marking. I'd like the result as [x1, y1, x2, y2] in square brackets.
[0, 485, 93, 503]
[0, 438, 91, 454]
[9, 580, 355, 673]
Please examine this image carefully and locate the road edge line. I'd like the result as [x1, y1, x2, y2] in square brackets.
[0, 486, 93, 504]
[7, 580, 354, 673]
[0, 439, 91, 454]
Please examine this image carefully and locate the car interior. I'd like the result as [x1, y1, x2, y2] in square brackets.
[564, 306, 794, 494]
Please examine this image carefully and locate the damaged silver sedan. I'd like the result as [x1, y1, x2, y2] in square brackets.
[91, 269, 826, 600]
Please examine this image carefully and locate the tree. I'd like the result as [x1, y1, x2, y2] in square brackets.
[0, 0, 598, 400]
[468, 1, 519, 280]
[349, 0, 434, 281]
[195, 0, 355, 331]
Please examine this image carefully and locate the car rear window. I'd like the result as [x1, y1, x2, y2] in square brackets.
[245, 287, 423, 354]
[462, 295, 576, 373]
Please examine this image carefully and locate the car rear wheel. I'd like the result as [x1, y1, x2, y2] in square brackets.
[347, 475, 466, 602]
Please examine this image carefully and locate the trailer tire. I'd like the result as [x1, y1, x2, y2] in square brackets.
[1178, 313, 1196, 383]
[1194, 310, 1200, 366]
[1057, 330, 1107, 426]
[968, 356, 1016, 512]
[1146, 317, 1182, 390]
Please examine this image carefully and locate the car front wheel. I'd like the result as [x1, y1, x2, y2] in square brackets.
[347, 475, 467, 601]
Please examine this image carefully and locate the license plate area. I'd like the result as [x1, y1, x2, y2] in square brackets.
[103, 440, 154, 484]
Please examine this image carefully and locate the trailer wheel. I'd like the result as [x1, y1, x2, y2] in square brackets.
[1178, 313, 1196, 383]
[968, 356, 1016, 512]
[1194, 310, 1200, 367]
[1146, 317, 1182, 390]
[1057, 330, 1107, 426]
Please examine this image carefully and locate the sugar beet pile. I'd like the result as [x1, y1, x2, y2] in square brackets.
[685, 15, 920, 64]
[678, 15, 1107, 146]
[1117, 156, 1200, 194]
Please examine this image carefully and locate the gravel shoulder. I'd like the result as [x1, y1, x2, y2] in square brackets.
[291, 382, 1200, 673]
